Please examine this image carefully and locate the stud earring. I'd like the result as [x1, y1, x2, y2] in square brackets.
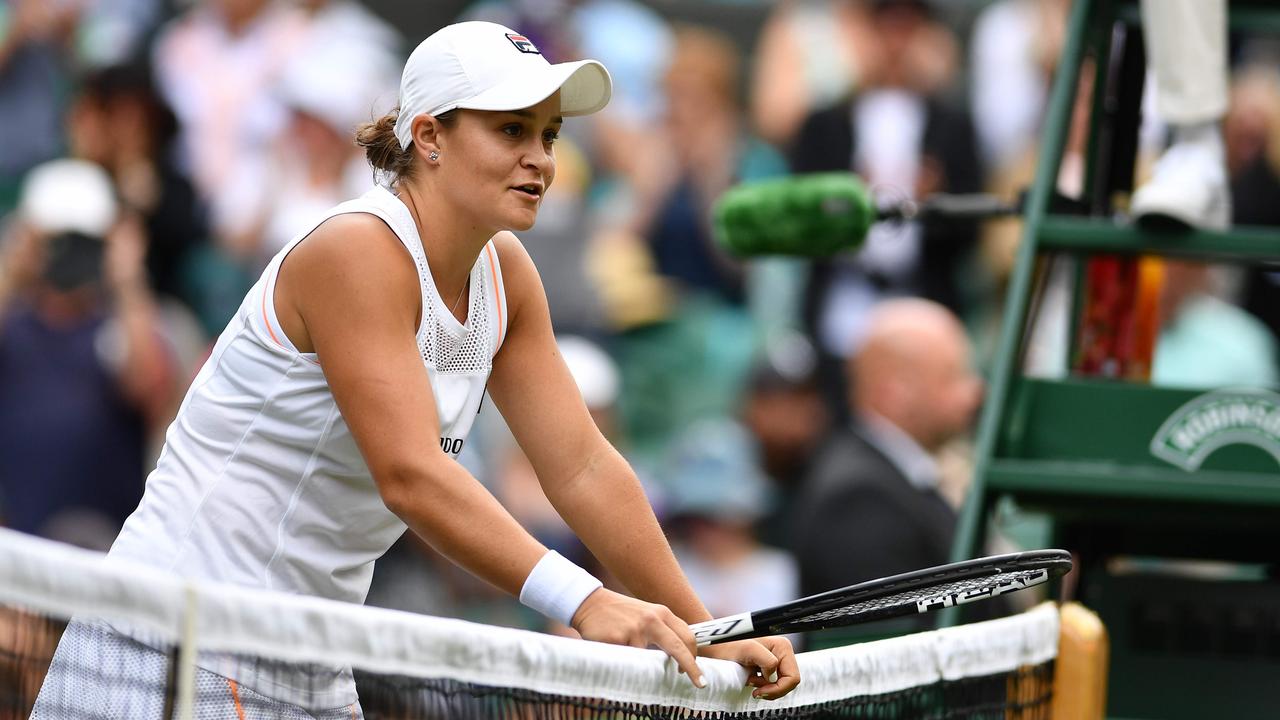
[429, 151, 440, 162]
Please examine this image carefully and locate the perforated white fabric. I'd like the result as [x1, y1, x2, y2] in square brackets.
[364, 183, 503, 380]
[419, 252, 496, 377]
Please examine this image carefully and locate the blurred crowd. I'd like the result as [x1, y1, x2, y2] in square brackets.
[2, 0, 1280, 641]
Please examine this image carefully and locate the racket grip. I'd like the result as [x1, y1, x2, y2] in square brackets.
[691, 612, 755, 646]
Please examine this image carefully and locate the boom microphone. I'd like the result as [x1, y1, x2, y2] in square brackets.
[712, 173, 875, 258]
[712, 173, 1020, 258]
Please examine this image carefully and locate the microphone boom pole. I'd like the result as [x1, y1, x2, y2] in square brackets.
[712, 172, 1020, 258]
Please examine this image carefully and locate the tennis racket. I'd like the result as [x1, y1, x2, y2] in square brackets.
[689, 549, 1072, 645]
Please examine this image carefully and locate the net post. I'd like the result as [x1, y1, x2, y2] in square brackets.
[1051, 602, 1109, 719]
[173, 583, 199, 720]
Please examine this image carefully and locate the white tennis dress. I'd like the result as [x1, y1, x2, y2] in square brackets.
[112, 184, 507, 601]
[34, 185, 509, 716]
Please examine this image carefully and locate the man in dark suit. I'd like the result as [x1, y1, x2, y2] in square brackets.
[788, 0, 982, 416]
[790, 299, 982, 604]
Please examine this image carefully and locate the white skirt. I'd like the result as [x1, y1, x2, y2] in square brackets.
[30, 621, 363, 720]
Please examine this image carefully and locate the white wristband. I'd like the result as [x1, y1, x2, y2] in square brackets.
[519, 550, 602, 627]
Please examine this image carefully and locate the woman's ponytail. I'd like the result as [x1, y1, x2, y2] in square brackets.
[355, 109, 415, 182]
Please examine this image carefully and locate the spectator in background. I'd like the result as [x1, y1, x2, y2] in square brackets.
[66, 63, 214, 328]
[592, 24, 789, 462]
[740, 334, 829, 549]
[0, 0, 163, 189]
[790, 0, 982, 387]
[1231, 65, 1280, 345]
[1151, 261, 1278, 389]
[151, 0, 309, 261]
[0, 0, 80, 202]
[968, 0, 1069, 176]
[217, 52, 389, 269]
[749, 0, 874, 149]
[0, 159, 176, 549]
[642, 24, 787, 306]
[790, 299, 981, 608]
[295, 0, 402, 77]
[1226, 65, 1280, 229]
[664, 419, 798, 625]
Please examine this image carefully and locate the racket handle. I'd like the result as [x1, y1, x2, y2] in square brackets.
[691, 612, 756, 646]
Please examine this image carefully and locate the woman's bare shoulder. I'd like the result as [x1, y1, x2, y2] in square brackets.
[280, 212, 419, 320]
[490, 231, 541, 289]
[286, 213, 415, 281]
[490, 230, 531, 265]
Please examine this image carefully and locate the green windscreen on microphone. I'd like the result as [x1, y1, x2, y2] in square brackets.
[712, 173, 875, 258]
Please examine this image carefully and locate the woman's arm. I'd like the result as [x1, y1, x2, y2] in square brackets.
[276, 217, 705, 686]
[487, 233, 703, 617]
[486, 233, 799, 699]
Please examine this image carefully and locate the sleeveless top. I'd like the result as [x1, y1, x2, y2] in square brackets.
[110, 185, 508, 608]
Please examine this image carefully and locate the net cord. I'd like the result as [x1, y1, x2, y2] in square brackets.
[0, 528, 1059, 714]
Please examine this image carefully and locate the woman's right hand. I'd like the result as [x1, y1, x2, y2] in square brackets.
[570, 587, 707, 689]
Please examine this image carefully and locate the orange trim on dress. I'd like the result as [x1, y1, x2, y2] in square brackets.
[261, 273, 288, 350]
[484, 243, 505, 347]
[262, 270, 322, 366]
[227, 679, 247, 720]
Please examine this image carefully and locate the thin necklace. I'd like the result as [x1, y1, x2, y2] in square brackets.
[449, 278, 469, 317]
[402, 190, 469, 320]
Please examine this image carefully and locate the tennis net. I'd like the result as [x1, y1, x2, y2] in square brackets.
[0, 528, 1058, 719]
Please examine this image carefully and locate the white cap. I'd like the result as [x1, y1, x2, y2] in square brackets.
[394, 21, 612, 149]
[19, 159, 118, 237]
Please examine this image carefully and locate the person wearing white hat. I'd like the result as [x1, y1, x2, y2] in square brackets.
[32, 21, 797, 718]
[0, 159, 174, 547]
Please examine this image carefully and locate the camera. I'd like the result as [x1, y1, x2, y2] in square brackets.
[43, 231, 104, 291]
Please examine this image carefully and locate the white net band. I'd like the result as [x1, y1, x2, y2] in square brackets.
[0, 528, 1059, 715]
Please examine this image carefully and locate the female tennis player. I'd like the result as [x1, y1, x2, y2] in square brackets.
[33, 21, 797, 718]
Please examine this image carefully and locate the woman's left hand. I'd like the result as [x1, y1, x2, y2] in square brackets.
[699, 635, 800, 700]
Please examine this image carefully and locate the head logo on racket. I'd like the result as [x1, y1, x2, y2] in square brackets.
[692, 612, 753, 644]
[915, 568, 1050, 613]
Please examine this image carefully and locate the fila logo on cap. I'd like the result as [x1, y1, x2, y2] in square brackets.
[505, 33, 540, 54]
